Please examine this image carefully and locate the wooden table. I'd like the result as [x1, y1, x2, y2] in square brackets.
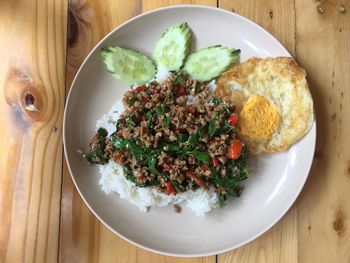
[0, 0, 349, 262]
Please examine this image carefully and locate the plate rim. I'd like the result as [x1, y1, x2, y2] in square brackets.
[63, 4, 316, 257]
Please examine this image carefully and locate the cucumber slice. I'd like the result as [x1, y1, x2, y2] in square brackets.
[101, 46, 156, 85]
[153, 22, 192, 70]
[184, 45, 240, 81]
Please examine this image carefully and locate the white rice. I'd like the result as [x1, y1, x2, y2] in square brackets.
[96, 78, 220, 216]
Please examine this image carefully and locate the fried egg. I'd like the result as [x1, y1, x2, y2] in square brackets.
[215, 57, 314, 154]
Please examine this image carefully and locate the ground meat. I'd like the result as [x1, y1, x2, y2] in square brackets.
[88, 71, 244, 196]
[173, 204, 182, 213]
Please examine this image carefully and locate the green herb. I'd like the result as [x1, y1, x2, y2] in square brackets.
[215, 177, 240, 189]
[112, 137, 169, 181]
[128, 98, 138, 106]
[187, 132, 200, 145]
[164, 141, 210, 164]
[164, 116, 171, 128]
[140, 107, 148, 115]
[84, 148, 107, 164]
[172, 72, 180, 85]
[194, 82, 201, 94]
[97, 127, 108, 137]
[218, 121, 235, 134]
[146, 111, 153, 129]
[172, 180, 186, 192]
[178, 133, 189, 143]
[167, 143, 181, 152]
[209, 117, 217, 137]
[148, 157, 167, 178]
[84, 128, 109, 164]
[218, 193, 227, 207]
[209, 107, 233, 137]
[212, 97, 221, 106]
[187, 151, 211, 163]
[172, 71, 189, 85]
[125, 116, 136, 127]
[123, 166, 145, 187]
[112, 137, 127, 149]
[155, 105, 166, 115]
[214, 154, 249, 206]
[116, 117, 125, 127]
[198, 124, 208, 137]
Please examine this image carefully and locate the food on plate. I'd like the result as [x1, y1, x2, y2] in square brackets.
[83, 22, 248, 216]
[83, 21, 314, 216]
[215, 57, 314, 155]
[84, 71, 248, 215]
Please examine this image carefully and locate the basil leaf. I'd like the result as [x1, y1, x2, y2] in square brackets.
[218, 193, 227, 207]
[178, 133, 189, 143]
[155, 106, 165, 115]
[209, 118, 217, 137]
[172, 180, 186, 192]
[84, 148, 107, 164]
[125, 116, 136, 127]
[189, 151, 211, 163]
[212, 97, 221, 106]
[198, 124, 208, 138]
[97, 128, 108, 137]
[123, 166, 145, 187]
[111, 137, 127, 150]
[188, 133, 200, 145]
[164, 116, 171, 128]
[128, 98, 138, 106]
[84, 128, 108, 164]
[146, 111, 153, 129]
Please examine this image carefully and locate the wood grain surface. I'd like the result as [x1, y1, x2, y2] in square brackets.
[0, 0, 349, 262]
[0, 0, 67, 262]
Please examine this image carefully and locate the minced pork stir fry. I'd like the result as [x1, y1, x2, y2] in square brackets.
[84, 71, 248, 207]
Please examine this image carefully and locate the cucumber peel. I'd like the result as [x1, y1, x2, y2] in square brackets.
[101, 46, 156, 85]
[184, 45, 241, 81]
[153, 22, 192, 70]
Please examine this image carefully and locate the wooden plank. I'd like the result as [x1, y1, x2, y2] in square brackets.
[60, 0, 216, 262]
[142, 0, 217, 11]
[60, 1, 141, 262]
[217, 1, 298, 263]
[295, 1, 350, 262]
[0, 0, 67, 262]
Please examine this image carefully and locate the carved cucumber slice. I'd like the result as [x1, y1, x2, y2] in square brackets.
[153, 22, 192, 70]
[184, 45, 240, 81]
[101, 46, 156, 85]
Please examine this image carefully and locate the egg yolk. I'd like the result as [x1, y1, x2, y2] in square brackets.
[239, 95, 281, 139]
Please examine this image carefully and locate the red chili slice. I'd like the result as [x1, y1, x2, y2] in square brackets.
[166, 181, 175, 195]
[211, 157, 219, 167]
[135, 85, 147, 92]
[187, 171, 204, 186]
[188, 106, 196, 114]
[113, 152, 123, 163]
[174, 84, 185, 96]
[116, 132, 124, 138]
[227, 139, 244, 160]
[227, 116, 239, 126]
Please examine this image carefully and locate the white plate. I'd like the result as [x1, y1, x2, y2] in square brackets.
[64, 5, 316, 257]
